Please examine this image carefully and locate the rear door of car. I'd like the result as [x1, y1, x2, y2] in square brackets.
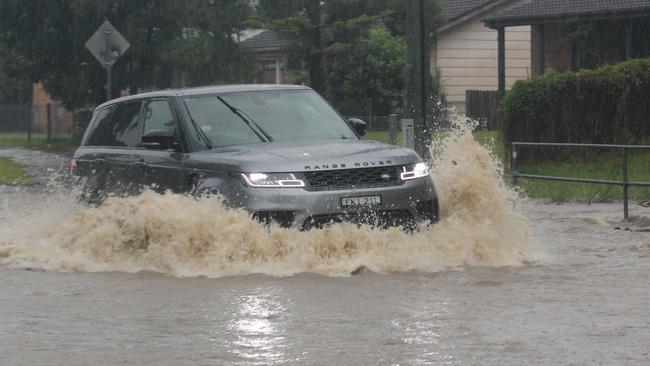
[76, 106, 117, 198]
[137, 98, 185, 193]
[78, 100, 144, 197]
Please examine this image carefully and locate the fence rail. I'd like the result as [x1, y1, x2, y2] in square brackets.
[511, 142, 650, 221]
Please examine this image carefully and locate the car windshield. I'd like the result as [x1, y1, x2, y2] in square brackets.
[183, 89, 358, 147]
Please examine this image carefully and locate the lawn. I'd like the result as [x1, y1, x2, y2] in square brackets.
[0, 156, 33, 185]
[516, 151, 650, 202]
[0, 132, 77, 153]
[364, 131, 401, 145]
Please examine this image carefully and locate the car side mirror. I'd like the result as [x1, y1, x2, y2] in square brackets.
[142, 129, 178, 151]
[348, 118, 367, 137]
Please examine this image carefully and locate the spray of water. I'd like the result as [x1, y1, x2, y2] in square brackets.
[0, 116, 542, 278]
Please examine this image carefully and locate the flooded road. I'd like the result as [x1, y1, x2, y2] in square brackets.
[1, 128, 649, 365]
[1, 202, 649, 365]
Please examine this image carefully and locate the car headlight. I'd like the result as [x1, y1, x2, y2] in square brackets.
[241, 172, 305, 188]
[400, 162, 429, 180]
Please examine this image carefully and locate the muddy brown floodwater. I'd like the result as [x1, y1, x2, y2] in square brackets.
[1, 123, 649, 365]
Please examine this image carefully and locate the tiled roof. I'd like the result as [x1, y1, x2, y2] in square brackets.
[239, 29, 289, 54]
[486, 0, 650, 26]
[440, 0, 498, 22]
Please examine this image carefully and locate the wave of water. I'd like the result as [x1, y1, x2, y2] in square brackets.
[0, 118, 542, 278]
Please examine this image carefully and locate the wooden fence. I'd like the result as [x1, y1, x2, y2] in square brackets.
[466, 90, 499, 130]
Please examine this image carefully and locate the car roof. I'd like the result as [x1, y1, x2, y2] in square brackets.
[95, 84, 311, 110]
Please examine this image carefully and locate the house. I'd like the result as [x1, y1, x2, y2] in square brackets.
[433, 0, 532, 114]
[31, 83, 73, 135]
[238, 29, 292, 84]
[484, 0, 650, 95]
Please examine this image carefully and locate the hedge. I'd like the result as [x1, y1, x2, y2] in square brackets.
[498, 59, 650, 156]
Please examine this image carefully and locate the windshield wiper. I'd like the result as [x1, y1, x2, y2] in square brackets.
[216, 96, 273, 142]
[183, 103, 214, 149]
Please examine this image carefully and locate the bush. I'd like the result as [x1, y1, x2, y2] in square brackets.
[498, 59, 650, 157]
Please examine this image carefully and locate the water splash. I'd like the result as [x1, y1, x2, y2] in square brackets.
[0, 117, 542, 278]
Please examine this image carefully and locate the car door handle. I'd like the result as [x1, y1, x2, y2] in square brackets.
[95, 157, 107, 164]
[131, 161, 147, 168]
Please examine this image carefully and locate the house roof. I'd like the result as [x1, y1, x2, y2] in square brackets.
[485, 0, 650, 28]
[238, 29, 289, 54]
[440, 0, 497, 22]
[438, 0, 515, 33]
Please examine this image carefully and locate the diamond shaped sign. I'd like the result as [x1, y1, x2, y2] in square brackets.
[85, 20, 130, 68]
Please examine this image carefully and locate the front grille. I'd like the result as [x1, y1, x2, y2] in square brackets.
[252, 211, 295, 228]
[304, 166, 402, 191]
[302, 210, 414, 230]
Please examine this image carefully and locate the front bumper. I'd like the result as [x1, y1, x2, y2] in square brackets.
[226, 176, 439, 230]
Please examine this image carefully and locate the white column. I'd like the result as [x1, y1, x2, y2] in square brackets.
[275, 59, 282, 84]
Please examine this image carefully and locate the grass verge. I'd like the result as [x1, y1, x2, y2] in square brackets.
[517, 151, 650, 202]
[0, 156, 33, 185]
[0, 132, 77, 154]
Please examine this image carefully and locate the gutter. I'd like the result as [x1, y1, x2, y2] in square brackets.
[437, 0, 520, 34]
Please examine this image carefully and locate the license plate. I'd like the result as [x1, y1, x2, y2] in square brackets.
[341, 195, 381, 207]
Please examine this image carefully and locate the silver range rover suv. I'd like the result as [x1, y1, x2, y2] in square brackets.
[72, 85, 439, 230]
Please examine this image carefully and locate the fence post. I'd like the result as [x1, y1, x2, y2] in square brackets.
[27, 103, 32, 144]
[401, 118, 415, 149]
[46, 103, 53, 142]
[388, 114, 398, 145]
[622, 147, 629, 221]
[511, 144, 518, 186]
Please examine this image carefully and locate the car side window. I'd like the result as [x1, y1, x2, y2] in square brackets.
[142, 100, 177, 138]
[85, 106, 116, 146]
[112, 102, 143, 147]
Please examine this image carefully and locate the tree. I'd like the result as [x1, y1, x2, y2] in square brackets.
[0, 0, 257, 109]
[328, 26, 406, 116]
[258, 0, 395, 97]
[256, 0, 445, 118]
[0, 44, 31, 104]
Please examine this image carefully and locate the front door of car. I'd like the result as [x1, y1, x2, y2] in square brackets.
[138, 98, 185, 193]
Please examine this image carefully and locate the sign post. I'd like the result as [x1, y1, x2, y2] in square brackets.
[85, 20, 130, 101]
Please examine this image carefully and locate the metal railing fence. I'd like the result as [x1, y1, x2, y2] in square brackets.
[511, 142, 650, 220]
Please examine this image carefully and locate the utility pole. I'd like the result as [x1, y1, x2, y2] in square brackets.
[406, 0, 429, 160]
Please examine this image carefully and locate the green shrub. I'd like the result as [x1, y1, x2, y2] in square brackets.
[498, 59, 650, 159]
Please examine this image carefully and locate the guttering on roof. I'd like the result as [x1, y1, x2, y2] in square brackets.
[484, 5, 650, 29]
[438, 0, 514, 33]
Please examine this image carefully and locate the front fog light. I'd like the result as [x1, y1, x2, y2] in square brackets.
[241, 172, 305, 187]
[400, 162, 429, 180]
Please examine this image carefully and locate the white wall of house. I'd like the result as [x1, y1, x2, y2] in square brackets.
[433, 18, 531, 114]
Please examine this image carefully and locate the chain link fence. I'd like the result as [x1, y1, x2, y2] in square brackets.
[0, 103, 76, 145]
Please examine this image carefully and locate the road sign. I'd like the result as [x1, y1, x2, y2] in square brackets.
[85, 20, 130, 68]
[85, 20, 130, 100]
